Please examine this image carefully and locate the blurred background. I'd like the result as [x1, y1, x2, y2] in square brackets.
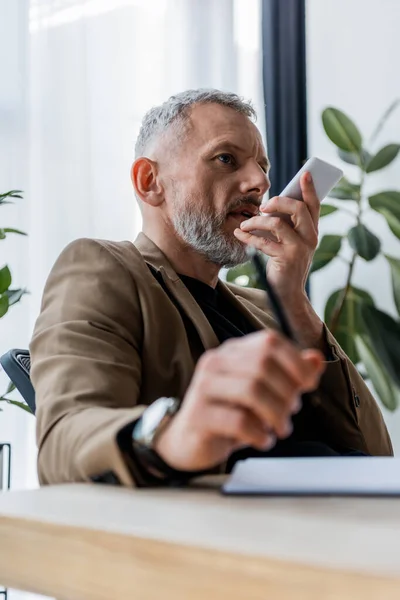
[1, 0, 400, 517]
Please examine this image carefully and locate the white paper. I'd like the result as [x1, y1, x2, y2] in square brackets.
[223, 457, 400, 496]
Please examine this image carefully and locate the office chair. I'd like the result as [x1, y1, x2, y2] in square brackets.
[0, 349, 36, 415]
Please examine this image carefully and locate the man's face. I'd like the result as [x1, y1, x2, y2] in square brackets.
[157, 103, 271, 267]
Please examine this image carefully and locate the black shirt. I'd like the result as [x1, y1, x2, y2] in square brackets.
[179, 274, 256, 342]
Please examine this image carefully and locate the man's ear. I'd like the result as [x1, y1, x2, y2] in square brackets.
[131, 157, 164, 207]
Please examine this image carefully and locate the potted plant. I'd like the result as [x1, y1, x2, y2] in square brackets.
[227, 101, 400, 411]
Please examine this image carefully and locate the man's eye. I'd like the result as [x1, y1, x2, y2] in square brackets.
[217, 153, 235, 166]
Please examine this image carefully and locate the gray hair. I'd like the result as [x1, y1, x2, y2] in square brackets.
[135, 88, 257, 158]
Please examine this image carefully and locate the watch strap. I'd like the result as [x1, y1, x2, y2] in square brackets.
[132, 441, 212, 485]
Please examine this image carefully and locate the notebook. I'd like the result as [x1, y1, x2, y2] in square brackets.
[222, 457, 400, 496]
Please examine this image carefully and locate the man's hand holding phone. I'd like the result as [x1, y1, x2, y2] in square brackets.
[233, 171, 319, 301]
[232, 156, 346, 351]
[154, 329, 325, 472]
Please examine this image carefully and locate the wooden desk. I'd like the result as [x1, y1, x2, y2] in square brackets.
[1, 481, 400, 599]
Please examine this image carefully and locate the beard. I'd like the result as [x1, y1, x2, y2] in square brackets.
[171, 196, 258, 268]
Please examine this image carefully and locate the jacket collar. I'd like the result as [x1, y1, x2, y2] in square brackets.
[133, 232, 265, 348]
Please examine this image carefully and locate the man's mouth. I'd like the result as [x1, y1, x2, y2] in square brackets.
[227, 207, 259, 224]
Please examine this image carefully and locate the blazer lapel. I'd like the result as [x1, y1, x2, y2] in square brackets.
[217, 280, 270, 331]
[134, 233, 220, 350]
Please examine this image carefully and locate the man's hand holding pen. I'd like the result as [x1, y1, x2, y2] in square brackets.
[154, 330, 325, 472]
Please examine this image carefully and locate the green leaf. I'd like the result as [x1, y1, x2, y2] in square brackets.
[369, 192, 400, 239]
[0, 398, 33, 414]
[320, 204, 338, 217]
[5, 288, 26, 306]
[0, 266, 11, 294]
[328, 176, 360, 201]
[6, 381, 16, 395]
[0, 294, 9, 318]
[2, 228, 27, 236]
[325, 286, 374, 363]
[347, 224, 381, 261]
[360, 305, 400, 388]
[385, 255, 400, 316]
[338, 148, 371, 168]
[310, 235, 342, 273]
[355, 334, 400, 411]
[0, 190, 23, 200]
[0, 230, 5, 240]
[366, 144, 400, 173]
[378, 209, 400, 239]
[322, 107, 362, 153]
[369, 191, 400, 219]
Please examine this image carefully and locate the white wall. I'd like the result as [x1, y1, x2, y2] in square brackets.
[306, 0, 400, 448]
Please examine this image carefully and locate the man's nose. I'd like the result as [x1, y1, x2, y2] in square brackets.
[239, 163, 270, 199]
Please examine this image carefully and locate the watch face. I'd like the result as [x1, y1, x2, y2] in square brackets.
[140, 397, 177, 439]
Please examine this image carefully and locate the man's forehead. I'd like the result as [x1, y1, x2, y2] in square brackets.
[188, 103, 265, 153]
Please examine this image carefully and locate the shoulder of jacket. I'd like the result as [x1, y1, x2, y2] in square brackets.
[59, 237, 145, 271]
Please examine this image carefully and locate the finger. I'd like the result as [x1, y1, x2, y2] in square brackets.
[300, 172, 320, 228]
[228, 349, 303, 411]
[276, 345, 325, 392]
[205, 403, 276, 451]
[244, 329, 324, 391]
[203, 373, 293, 438]
[259, 196, 318, 246]
[234, 217, 299, 256]
[233, 226, 281, 257]
[301, 349, 326, 379]
[217, 335, 304, 407]
[239, 214, 298, 243]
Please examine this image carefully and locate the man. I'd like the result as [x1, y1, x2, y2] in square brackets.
[30, 89, 392, 487]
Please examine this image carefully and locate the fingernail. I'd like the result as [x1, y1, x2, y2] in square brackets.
[264, 434, 276, 450]
[305, 171, 312, 183]
[292, 396, 302, 414]
[283, 421, 293, 437]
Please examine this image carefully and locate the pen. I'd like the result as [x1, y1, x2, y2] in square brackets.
[246, 246, 296, 343]
[246, 246, 320, 408]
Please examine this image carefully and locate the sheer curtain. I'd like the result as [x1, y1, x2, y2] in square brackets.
[28, 0, 265, 317]
[0, 0, 264, 496]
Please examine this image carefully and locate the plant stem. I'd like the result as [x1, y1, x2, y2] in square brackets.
[329, 158, 365, 335]
[337, 206, 358, 218]
[368, 99, 400, 145]
[329, 251, 357, 335]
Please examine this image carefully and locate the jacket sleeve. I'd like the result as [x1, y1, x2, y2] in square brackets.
[312, 327, 393, 456]
[30, 238, 146, 487]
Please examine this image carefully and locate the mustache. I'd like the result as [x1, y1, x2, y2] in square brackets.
[224, 196, 261, 216]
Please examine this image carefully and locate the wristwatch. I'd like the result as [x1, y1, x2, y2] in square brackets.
[131, 397, 209, 485]
[132, 397, 181, 449]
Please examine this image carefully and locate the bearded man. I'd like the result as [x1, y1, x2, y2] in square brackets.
[30, 89, 392, 487]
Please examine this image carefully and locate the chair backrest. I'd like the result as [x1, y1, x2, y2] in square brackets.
[0, 349, 36, 415]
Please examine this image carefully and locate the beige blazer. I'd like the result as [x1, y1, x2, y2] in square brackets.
[30, 233, 393, 487]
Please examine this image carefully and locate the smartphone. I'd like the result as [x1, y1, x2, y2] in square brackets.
[251, 157, 343, 237]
